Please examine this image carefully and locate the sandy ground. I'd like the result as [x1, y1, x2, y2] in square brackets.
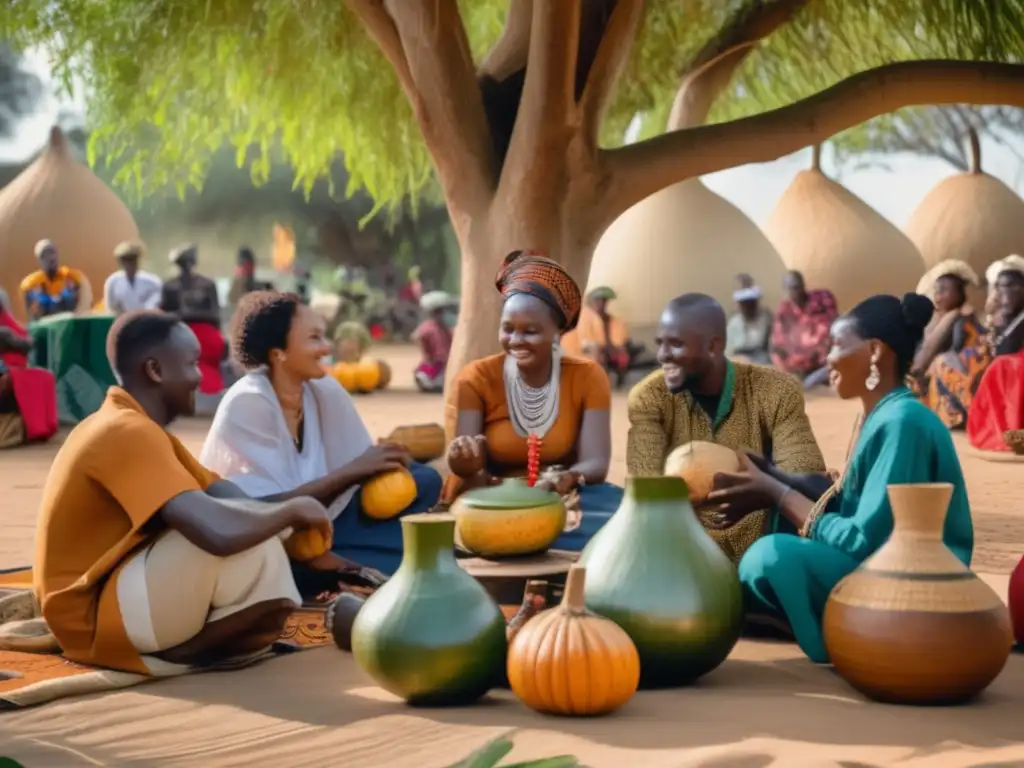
[2, 346, 1021, 573]
[2, 346, 1024, 767]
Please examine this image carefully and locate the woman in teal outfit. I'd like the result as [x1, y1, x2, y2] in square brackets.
[707, 293, 974, 663]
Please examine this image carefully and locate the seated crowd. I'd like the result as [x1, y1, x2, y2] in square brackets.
[31, 244, 993, 676]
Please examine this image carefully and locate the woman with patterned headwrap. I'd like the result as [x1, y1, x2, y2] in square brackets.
[444, 250, 623, 550]
[909, 260, 990, 429]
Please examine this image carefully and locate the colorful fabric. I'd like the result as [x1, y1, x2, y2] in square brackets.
[494, 250, 582, 331]
[29, 314, 116, 425]
[0, 309, 58, 444]
[739, 386, 973, 663]
[34, 387, 222, 674]
[415, 318, 452, 367]
[187, 321, 226, 395]
[919, 315, 991, 429]
[968, 350, 1024, 452]
[19, 266, 85, 318]
[414, 362, 445, 393]
[770, 289, 839, 376]
[627, 361, 826, 561]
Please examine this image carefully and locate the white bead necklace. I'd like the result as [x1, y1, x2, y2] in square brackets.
[503, 347, 561, 438]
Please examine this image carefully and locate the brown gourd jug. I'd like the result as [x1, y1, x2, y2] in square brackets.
[823, 482, 1012, 705]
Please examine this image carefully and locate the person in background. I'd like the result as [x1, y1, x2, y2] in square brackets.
[726, 274, 773, 365]
[227, 247, 274, 310]
[909, 260, 988, 429]
[160, 244, 226, 396]
[968, 256, 1024, 452]
[20, 240, 87, 321]
[103, 242, 163, 316]
[413, 290, 456, 393]
[724, 293, 971, 663]
[0, 291, 58, 448]
[561, 286, 638, 387]
[35, 310, 329, 673]
[770, 271, 838, 390]
[627, 293, 825, 562]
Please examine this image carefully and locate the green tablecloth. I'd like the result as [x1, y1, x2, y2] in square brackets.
[29, 315, 116, 425]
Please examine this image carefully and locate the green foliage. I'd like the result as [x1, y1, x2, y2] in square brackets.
[4, 0, 1024, 212]
[447, 736, 580, 768]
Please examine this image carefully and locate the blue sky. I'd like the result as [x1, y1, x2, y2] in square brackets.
[4, 48, 1023, 230]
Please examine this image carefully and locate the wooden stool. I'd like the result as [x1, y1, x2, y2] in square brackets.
[459, 550, 578, 616]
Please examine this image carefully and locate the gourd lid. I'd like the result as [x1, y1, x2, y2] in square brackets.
[460, 478, 562, 510]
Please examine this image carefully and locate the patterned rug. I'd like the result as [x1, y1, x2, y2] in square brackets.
[0, 568, 336, 710]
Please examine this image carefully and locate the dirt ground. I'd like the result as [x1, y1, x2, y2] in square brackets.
[2, 345, 1021, 573]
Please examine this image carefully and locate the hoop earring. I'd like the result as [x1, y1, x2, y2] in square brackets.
[865, 361, 880, 391]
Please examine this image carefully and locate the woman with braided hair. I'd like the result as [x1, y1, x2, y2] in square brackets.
[707, 293, 973, 663]
[444, 250, 623, 551]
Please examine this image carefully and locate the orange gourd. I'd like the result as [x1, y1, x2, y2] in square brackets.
[361, 467, 418, 520]
[285, 526, 331, 562]
[355, 359, 382, 393]
[376, 359, 392, 390]
[332, 362, 358, 393]
[507, 566, 640, 716]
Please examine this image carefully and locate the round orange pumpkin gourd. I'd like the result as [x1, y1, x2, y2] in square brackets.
[508, 566, 640, 716]
[332, 362, 358, 393]
[376, 359, 392, 390]
[361, 467, 418, 520]
[355, 358, 382, 393]
[285, 526, 331, 562]
[664, 441, 742, 503]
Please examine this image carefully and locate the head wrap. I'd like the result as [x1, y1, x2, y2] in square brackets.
[915, 259, 978, 302]
[495, 250, 582, 332]
[587, 286, 616, 302]
[114, 241, 146, 261]
[987, 254, 1024, 286]
[847, 293, 934, 368]
[169, 243, 197, 265]
[733, 285, 762, 303]
[34, 239, 55, 258]
[420, 290, 456, 312]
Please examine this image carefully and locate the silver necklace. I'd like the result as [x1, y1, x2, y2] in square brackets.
[504, 348, 561, 438]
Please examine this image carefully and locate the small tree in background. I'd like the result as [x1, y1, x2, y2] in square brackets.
[4, 0, 1024, 379]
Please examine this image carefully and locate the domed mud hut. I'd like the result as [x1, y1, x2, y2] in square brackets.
[588, 179, 787, 348]
[0, 126, 140, 320]
[905, 128, 1024, 302]
[764, 146, 924, 312]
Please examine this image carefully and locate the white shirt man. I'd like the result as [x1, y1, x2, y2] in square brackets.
[103, 242, 163, 315]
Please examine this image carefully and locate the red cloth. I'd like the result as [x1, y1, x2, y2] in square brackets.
[967, 351, 1024, 452]
[1010, 555, 1024, 646]
[770, 289, 839, 376]
[415, 319, 452, 366]
[0, 308, 58, 442]
[187, 321, 226, 395]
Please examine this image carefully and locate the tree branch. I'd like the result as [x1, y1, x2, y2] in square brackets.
[478, 0, 533, 81]
[579, 0, 645, 147]
[350, 0, 496, 218]
[668, 0, 812, 130]
[604, 60, 1024, 217]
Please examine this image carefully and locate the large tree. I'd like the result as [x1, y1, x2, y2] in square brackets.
[5, 1, 1024, 380]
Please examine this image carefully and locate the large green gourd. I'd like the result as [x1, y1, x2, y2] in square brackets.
[579, 476, 743, 687]
[351, 513, 508, 705]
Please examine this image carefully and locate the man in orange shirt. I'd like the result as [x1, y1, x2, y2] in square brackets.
[34, 310, 331, 673]
[561, 286, 650, 388]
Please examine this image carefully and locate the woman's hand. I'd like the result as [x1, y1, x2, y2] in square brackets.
[448, 435, 487, 478]
[535, 471, 580, 496]
[702, 452, 786, 529]
[349, 443, 411, 481]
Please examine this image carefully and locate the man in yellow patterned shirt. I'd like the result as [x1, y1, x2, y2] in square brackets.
[19, 239, 86, 321]
[626, 293, 826, 561]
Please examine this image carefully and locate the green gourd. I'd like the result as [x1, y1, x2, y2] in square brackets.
[351, 513, 507, 705]
[579, 476, 743, 687]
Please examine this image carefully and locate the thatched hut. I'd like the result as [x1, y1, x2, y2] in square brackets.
[0, 126, 139, 320]
[764, 147, 924, 312]
[905, 129, 1024, 300]
[587, 179, 787, 348]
